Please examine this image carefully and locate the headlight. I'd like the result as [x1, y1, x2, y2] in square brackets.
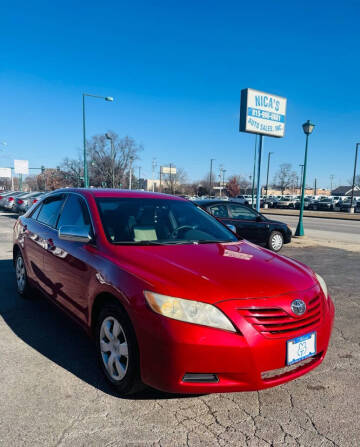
[144, 291, 236, 332]
[315, 273, 328, 299]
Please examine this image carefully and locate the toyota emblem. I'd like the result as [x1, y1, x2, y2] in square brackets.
[291, 299, 306, 316]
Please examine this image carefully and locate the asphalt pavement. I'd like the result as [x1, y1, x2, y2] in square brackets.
[267, 215, 360, 248]
[0, 213, 359, 446]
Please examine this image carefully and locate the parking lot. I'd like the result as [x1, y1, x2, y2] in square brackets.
[0, 213, 359, 447]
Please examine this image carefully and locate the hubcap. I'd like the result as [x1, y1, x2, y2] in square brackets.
[271, 234, 283, 251]
[16, 256, 26, 292]
[100, 317, 129, 381]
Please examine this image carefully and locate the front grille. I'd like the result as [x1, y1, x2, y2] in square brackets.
[238, 295, 321, 337]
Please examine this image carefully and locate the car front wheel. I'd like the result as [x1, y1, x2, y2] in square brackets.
[95, 304, 144, 395]
[268, 231, 284, 252]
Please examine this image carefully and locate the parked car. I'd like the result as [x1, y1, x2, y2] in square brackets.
[2, 192, 24, 210]
[275, 197, 297, 209]
[339, 198, 357, 212]
[316, 198, 335, 211]
[295, 197, 314, 209]
[13, 188, 334, 395]
[195, 200, 292, 252]
[14, 192, 43, 214]
[0, 191, 18, 208]
[232, 195, 249, 205]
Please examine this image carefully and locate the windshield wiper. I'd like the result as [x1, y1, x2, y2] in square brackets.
[195, 239, 233, 244]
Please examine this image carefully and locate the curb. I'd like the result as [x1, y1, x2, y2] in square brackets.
[261, 210, 360, 222]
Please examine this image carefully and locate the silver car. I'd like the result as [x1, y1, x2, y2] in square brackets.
[14, 192, 44, 214]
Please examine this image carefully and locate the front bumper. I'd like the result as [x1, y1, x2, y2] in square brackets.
[136, 294, 335, 394]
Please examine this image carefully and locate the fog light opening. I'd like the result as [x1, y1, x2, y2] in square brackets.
[182, 373, 219, 383]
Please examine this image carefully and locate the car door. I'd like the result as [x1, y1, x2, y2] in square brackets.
[24, 194, 65, 293]
[42, 193, 94, 324]
[227, 203, 267, 244]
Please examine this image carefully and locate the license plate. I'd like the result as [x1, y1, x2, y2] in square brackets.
[286, 332, 316, 366]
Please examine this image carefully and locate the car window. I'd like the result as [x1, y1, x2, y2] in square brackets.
[208, 204, 229, 218]
[36, 195, 64, 227]
[96, 197, 238, 244]
[229, 204, 257, 221]
[57, 194, 91, 229]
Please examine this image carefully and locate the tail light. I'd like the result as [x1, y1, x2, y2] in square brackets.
[8, 197, 14, 201]
[32, 198, 38, 204]
[17, 199, 24, 205]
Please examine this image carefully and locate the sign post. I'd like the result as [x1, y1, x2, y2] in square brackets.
[240, 89, 287, 211]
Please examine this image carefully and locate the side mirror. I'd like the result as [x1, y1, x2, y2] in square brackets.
[256, 215, 264, 222]
[226, 224, 237, 233]
[58, 225, 92, 243]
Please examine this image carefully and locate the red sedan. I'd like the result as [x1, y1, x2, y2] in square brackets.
[13, 189, 334, 395]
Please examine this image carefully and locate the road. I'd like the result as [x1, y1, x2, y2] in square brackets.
[0, 213, 359, 446]
[267, 214, 360, 248]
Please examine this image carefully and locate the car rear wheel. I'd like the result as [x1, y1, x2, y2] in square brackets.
[268, 231, 284, 252]
[15, 252, 32, 298]
[95, 304, 144, 395]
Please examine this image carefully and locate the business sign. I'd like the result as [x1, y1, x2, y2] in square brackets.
[240, 88, 287, 138]
[0, 167, 12, 178]
[14, 159, 29, 174]
[161, 166, 176, 175]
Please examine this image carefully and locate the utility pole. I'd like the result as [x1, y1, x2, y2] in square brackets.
[330, 174, 334, 192]
[138, 166, 141, 189]
[222, 169, 226, 195]
[129, 157, 133, 190]
[314, 178, 317, 196]
[152, 158, 157, 192]
[219, 166, 224, 197]
[169, 163, 173, 194]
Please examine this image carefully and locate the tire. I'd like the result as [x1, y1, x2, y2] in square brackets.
[95, 304, 144, 395]
[268, 231, 284, 252]
[15, 252, 33, 298]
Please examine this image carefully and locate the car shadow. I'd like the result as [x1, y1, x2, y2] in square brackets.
[0, 259, 197, 400]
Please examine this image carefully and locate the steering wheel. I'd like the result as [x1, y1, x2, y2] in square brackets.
[171, 225, 196, 239]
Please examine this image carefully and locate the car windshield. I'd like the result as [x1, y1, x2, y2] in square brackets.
[96, 197, 238, 245]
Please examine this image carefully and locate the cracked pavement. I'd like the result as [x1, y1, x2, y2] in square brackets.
[0, 214, 359, 446]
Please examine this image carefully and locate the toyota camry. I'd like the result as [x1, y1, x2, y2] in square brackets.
[13, 189, 334, 395]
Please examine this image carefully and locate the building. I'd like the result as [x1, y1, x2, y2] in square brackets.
[331, 186, 360, 197]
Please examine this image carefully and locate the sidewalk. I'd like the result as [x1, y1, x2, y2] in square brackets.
[262, 208, 360, 221]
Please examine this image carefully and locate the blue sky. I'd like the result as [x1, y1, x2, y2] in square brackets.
[1, 0, 360, 188]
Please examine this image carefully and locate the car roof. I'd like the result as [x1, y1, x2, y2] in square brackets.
[46, 188, 187, 202]
[194, 199, 249, 207]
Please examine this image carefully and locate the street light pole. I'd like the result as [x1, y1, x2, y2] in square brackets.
[299, 164, 304, 194]
[105, 133, 115, 188]
[82, 93, 114, 188]
[265, 151, 273, 200]
[350, 143, 359, 212]
[209, 158, 214, 197]
[129, 157, 134, 190]
[295, 120, 315, 236]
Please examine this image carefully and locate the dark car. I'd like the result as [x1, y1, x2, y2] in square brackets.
[316, 198, 335, 211]
[195, 200, 292, 251]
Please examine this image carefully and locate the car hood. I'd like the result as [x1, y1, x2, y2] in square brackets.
[110, 240, 316, 304]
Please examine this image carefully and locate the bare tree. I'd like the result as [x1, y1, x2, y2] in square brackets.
[273, 163, 298, 194]
[162, 167, 188, 194]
